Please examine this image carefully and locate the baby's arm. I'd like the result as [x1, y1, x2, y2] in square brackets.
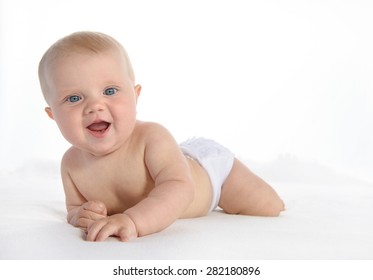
[87, 123, 195, 241]
[61, 153, 107, 232]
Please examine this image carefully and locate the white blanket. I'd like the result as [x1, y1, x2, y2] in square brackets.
[1, 159, 372, 259]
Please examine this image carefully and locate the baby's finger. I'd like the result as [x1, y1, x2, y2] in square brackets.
[94, 224, 117, 242]
[117, 227, 136, 242]
[83, 201, 107, 215]
[84, 210, 107, 221]
[67, 217, 93, 234]
[71, 215, 96, 229]
[86, 219, 107, 242]
[72, 207, 106, 225]
[95, 224, 135, 242]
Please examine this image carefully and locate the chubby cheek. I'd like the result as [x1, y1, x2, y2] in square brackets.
[120, 108, 137, 129]
[113, 100, 137, 122]
[53, 113, 83, 144]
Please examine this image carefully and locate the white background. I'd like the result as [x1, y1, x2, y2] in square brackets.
[1, 0, 372, 182]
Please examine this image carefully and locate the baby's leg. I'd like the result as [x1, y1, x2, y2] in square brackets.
[219, 159, 284, 216]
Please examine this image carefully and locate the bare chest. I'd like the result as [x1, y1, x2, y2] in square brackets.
[71, 157, 154, 215]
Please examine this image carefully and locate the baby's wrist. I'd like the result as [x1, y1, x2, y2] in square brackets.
[122, 212, 138, 238]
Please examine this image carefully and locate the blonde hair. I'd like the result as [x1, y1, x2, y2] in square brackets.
[38, 31, 135, 103]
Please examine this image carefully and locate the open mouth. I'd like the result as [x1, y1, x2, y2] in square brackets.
[87, 121, 111, 137]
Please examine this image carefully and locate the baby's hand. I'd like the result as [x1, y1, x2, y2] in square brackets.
[86, 213, 137, 242]
[68, 201, 107, 232]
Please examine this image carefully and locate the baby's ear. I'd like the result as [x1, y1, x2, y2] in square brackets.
[134, 84, 141, 104]
[135, 84, 141, 98]
[45, 107, 54, 120]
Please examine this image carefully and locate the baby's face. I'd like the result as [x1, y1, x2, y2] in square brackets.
[44, 49, 141, 156]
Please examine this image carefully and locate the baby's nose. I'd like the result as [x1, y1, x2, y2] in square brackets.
[84, 100, 105, 114]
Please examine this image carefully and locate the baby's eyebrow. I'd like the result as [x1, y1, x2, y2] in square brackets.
[58, 87, 82, 95]
[101, 79, 123, 86]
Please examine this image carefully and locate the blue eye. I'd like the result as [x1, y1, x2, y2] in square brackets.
[104, 88, 118, 96]
[66, 95, 81, 103]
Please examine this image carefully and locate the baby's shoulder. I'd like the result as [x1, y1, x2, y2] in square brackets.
[61, 146, 82, 169]
[136, 120, 169, 133]
[135, 121, 174, 141]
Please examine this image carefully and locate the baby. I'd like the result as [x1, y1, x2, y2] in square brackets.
[38, 31, 284, 242]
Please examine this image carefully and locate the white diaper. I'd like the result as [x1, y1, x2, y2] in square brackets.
[180, 137, 235, 212]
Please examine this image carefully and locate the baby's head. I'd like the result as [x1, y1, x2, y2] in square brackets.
[39, 32, 141, 156]
[38, 31, 135, 105]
